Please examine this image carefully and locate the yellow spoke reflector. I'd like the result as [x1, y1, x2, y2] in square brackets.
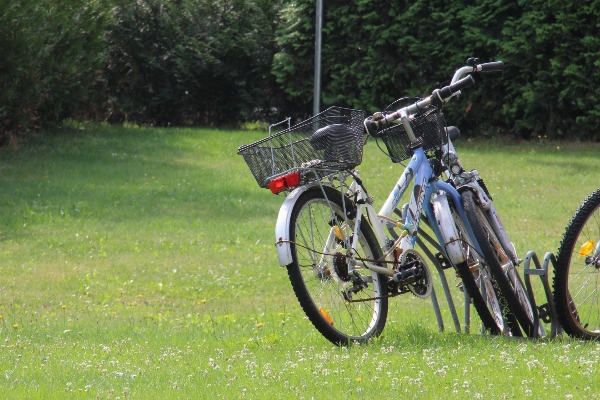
[319, 308, 334, 325]
[333, 226, 345, 241]
[579, 240, 595, 257]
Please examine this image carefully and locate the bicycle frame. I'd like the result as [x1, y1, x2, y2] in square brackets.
[275, 139, 483, 283]
[277, 113, 497, 289]
[353, 146, 483, 275]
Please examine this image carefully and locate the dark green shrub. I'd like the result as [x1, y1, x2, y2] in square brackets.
[103, 0, 286, 126]
[0, 0, 108, 145]
[4, 0, 598, 139]
[273, 0, 600, 140]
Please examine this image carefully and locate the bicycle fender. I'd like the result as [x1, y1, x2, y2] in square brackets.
[274, 183, 320, 267]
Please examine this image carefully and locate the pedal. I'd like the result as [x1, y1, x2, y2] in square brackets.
[538, 303, 552, 324]
[435, 252, 453, 270]
[392, 260, 422, 285]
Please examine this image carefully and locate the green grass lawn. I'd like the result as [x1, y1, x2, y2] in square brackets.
[1, 124, 599, 398]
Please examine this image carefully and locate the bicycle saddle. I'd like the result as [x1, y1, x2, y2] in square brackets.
[310, 124, 357, 162]
[310, 124, 346, 150]
[446, 126, 460, 141]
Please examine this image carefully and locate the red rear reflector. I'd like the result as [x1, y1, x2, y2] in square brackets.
[268, 172, 300, 194]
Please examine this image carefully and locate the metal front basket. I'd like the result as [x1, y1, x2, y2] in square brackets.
[377, 105, 447, 163]
[238, 107, 366, 188]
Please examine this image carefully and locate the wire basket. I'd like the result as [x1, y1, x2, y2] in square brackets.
[238, 107, 366, 189]
[377, 105, 447, 162]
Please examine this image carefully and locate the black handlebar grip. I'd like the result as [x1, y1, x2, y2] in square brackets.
[437, 75, 475, 99]
[479, 61, 504, 72]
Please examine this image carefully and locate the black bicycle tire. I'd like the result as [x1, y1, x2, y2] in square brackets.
[286, 186, 388, 345]
[448, 205, 502, 335]
[462, 190, 535, 337]
[553, 188, 600, 340]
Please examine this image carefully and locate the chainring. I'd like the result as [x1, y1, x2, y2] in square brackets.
[401, 249, 432, 298]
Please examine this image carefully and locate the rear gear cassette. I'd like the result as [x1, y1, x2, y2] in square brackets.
[333, 252, 352, 282]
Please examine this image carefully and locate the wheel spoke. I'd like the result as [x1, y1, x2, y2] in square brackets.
[569, 265, 597, 300]
[554, 188, 600, 339]
[287, 187, 387, 345]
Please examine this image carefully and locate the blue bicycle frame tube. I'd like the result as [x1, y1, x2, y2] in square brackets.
[380, 148, 428, 216]
[422, 179, 484, 258]
[379, 145, 483, 259]
[379, 147, 432, 249]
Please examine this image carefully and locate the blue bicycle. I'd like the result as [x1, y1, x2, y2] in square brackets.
[239, 60, 537, 344]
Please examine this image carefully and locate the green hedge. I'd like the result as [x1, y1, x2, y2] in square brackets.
[2, 0, 600, 140]
[102, 0, 286, 126]
[0, 0, 107, 142]
[273, 0, 600, 140]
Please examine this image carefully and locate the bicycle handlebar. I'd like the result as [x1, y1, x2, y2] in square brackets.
[365, 59, 503, 137]
[436, 75, 475, 101]
[365, 75, 475, 136]
[450, 60, 504, 84]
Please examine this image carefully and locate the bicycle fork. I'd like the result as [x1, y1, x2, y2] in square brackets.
[457, 171, 518, 265]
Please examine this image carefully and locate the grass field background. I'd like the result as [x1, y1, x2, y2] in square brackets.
[1, 124, 599, 398]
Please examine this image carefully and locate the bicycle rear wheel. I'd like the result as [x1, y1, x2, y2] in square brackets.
[462, 190, 536, 337]
[286, 185, 388, 345]
[554, 188, 600, 340]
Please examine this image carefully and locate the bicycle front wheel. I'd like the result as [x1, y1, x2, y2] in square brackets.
[554, 188, 600, 340]
[451, 209, 505, 335]
[462, 190, 536, 337]
[286, 186, 388, 345]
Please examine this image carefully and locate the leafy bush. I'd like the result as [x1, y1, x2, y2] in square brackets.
[3, 0, 599, 140]
[103, 0, 287, 126]
[0, 0, 108, 145]
[273, 0, 600, 140]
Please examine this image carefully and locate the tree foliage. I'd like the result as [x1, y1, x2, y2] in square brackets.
[2, 0, 600, 140]
[103, 0, 286, 126]
[0, 0, 107, 144]
[274, 0, 600, 139]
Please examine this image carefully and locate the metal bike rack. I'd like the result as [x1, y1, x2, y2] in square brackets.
[417, 240, 564, 337]
[416, 237, 462, 334]
[522, 250, 563, 338]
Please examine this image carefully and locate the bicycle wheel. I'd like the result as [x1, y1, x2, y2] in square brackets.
[554, 188, 600, 340]
[286, 185, 388, 345]
[451, 208, 507, 335]
[462, 190, 536, 337]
